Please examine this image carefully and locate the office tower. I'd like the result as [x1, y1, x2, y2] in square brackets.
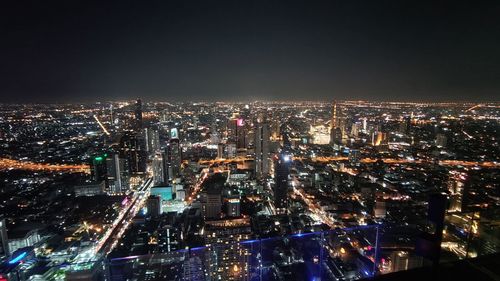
[143, 127, 160, 153]
[165, 128, 182, 181]
[147, 195, 162, 218]
[120, 133, 147, 175]
[91, 154, 107, 183]
[330, 101, 343, 145]
[106, 153, 126, 194]
[274, 152, 290, 212]
[447, 171, 465, 212]
[226, 198, 241, 217]
[254, 120, 270, 178]
[228, 116, 246, 149]
[204, 218, 252, 280]
[134, 98, 142, 131]
[152, 153, 164, 185]
[0, 218, 9, 257]
[202, 191, 222, 219]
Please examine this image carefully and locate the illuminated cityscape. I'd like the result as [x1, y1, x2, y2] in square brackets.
[2, 1, 500, 280]
[0, 100, 498, 280]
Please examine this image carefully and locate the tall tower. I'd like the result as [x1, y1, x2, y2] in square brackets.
[165, 128, 182, 181]
[106, 153, 126, 194]
[274, 152, 290, 212]
[134, 98, 143, 131]
[330, 101, 343, 145]
[255, 117, 270, 178]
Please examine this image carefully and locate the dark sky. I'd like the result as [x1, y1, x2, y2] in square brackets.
[2, 0, 500, 103]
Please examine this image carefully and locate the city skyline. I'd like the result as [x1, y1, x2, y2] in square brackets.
[1, 1, 499, 280]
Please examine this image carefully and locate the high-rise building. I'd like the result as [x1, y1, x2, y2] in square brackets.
[106, 153, 127, 194]
[152, 153, 165, 185]
[254, 120, 270, 178]
[274, 152, 290, 212]
[120, 133, 147, 175]
[226, 198, 241, 217]
[143, 127, 160, 153]
[165, 128, 182, 181]
[147, 195, 162, 218]
[447, 171, 465, 212]
[202, 191, 222, 219]
[0, 218, 9, 258]
[134, 98, 143, 131]
[228, 116, 246, 149]
[204, 218, 252, 280]
[330, 101, 344, 145]
[91, 154, 107, 183]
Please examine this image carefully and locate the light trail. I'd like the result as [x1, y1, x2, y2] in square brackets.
[93, 115, 111, 136]
[186, 168, 209, 205]
[98, 177, 154, 254]
[465, 104, 481, 112]
[198, 156, 499, 168]
[0, 158, 90, 173]
[291, 177, 336, 228]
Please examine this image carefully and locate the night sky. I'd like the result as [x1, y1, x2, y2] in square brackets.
[2, 1, 500, 103]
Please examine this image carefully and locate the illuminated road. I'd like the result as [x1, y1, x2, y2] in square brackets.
[291, 176, 336, 228]
[98, 177, 154, 254]
[198, 156, 499, 168]
[186, 168, 209, 205]
[0, 158, 90, 173]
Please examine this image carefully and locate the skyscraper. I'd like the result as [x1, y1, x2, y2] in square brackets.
[91, 154, 107, 183]
[152, 152, 165, 185]
[143, 127, 160, 153]
[228, 116, 246, 149]
[147, 195, 162, 218]
[120, 133, 147, 175]
[254, 119, 270, 178]
[134, 98, 143, 131]
[106, 153, 127, 194]
[226, 198, 241, 217]
[202, 190, 222, 219]
[274, 152, 290, 212]
[330, 101, 343, 145]
[165, 128, 182, 181]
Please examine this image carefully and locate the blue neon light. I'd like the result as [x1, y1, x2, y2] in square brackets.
[9, 252, 27, 264]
